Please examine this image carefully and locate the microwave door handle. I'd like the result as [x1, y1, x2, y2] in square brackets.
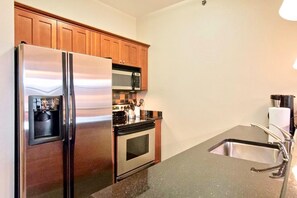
[131, 72, 135, 91]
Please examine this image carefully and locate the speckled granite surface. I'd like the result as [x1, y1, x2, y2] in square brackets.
[91, 125, 291, 198]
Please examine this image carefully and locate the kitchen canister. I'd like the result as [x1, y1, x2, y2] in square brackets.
[268, 107, 290, 142]
[134, 106, 141, 118]
[128, 109, 135, 119]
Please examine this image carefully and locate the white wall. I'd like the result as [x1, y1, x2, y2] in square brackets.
[137, 0, 297, 160]
[16, 0, 137, 39]
[0, 0, 14, 197]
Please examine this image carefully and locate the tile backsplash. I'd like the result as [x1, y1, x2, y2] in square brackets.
[112, 91, 137, 105]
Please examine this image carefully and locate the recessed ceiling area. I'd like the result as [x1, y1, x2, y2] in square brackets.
[98, 0, 186, 17]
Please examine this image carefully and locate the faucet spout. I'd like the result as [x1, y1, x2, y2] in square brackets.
[269, 123, 294, 154]
[250, 123, 282, 142]
[269, 123, 292, 140]
[250, 123, 290, 162]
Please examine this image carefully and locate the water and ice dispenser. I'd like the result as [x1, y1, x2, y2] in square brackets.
[29, 96, 63, 145]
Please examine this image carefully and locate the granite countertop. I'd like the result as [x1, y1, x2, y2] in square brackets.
[140, 110, 162, 120]
[112, 110, 162, 127]
[91, 125, 294, 198]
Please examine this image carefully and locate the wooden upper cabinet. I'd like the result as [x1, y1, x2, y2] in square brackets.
[120, 41, 129, 65]
[139, 46, 148, 91]
[129, 43, 139, 67]
[14, 4, 149, 90]
[90, 31, 101, 57]
[101, 34, 121, 64]
[15, 8, 57, 48]
[101, 35, 140, 67]
[15, 8, 33, 45]
[57, 22, 73, 52]
[57, 21, 90, 54]
[120, 41, 139, 67]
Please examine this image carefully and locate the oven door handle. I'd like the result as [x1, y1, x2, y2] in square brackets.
[116, 122, 155, 136]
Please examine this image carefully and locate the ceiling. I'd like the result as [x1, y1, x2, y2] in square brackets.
[98, 0, 186, 17]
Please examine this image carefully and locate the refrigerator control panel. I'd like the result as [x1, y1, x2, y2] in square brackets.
[32, 97, 60, 112]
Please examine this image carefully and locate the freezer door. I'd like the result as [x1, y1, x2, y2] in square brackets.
[69, 52, 113, 197]
[16, 44, 66, 197]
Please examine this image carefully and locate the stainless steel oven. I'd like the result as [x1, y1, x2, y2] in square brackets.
[115, 120, 155, 181]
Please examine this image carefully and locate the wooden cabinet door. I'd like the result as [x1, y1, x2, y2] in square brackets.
[101, 34, 121, 64]
[15, 8, 34, 46]
[74, 27, 90, 54]
[90, 31, 101, 57]
[129, 43, 139, 67]
[57, 21, 90, 54]
[15, 8, 57, 48]
[139, 46, 148, 91]
[120, 41, 139, 67]
[34, 14, 57, 48]
[57, 22, 74, 52]
[120, 41, 130, 65]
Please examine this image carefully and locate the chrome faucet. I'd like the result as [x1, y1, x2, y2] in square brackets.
[250, 123, 290, 161]
[269, 123, 294, 154]
[269, 123, 292, 140]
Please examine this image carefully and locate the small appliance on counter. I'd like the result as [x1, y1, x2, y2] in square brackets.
[112, 101, 143, 123]
[112, 110, 127, 125]
[112, 104, 130, 125]
[270, 94, 295, 135]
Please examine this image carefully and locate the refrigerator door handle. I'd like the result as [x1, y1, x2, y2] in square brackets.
[63, 51, 72, 198]
[69, 53, 76, 143]
[62, 52, 68, 142]
[69, 94, 76, 142]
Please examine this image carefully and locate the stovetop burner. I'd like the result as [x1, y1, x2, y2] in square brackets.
[113, 118, 149, 127]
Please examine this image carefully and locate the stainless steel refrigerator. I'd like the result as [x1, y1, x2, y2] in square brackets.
[15, 44, 113, 197]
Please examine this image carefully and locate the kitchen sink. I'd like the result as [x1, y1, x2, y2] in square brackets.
[208, 139, 282, 164]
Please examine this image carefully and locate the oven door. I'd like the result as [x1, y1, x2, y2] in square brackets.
[117, 128, 155, 177]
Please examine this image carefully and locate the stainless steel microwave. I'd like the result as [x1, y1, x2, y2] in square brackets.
[112, 69, 141, 91]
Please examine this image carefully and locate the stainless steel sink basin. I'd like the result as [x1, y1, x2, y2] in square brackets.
[208, 139, 282, 164]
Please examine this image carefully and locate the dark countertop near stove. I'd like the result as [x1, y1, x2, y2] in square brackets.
[91, 125, 296, 198]
[112, 110, 162, 127]
[140, 110, 162, 120]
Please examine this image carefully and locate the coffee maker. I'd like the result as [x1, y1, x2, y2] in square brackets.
[270, 94, 295, 135]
